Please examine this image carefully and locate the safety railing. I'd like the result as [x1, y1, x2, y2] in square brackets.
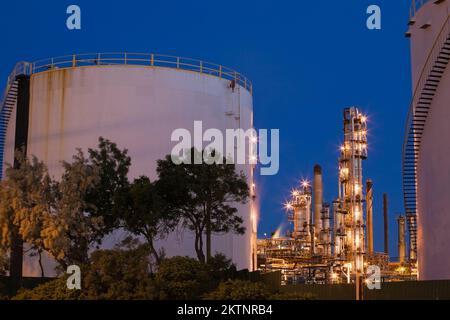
[402, 13, 450, 217]
[410, 0, 432, 18]
[29, 52, 252, 94]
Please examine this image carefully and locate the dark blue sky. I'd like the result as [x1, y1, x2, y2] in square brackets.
[0, 0, 412, 257]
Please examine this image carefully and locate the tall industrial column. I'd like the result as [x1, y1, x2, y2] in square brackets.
[337, 107, 368, 300]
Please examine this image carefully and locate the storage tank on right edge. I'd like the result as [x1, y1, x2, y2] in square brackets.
[404, 0, 450, 280]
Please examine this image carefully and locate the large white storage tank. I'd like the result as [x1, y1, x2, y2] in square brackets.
[0, 53, 257, 276]
[404, 0, 450, 280]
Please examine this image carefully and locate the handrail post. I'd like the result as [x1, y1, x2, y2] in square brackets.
[151, 54, 154, 66]
[72, 54, 76, 67]
[177, 57, 180, 69]
[219, 65, 222, 78]
[200, 61, 203, 73]
[125, 53, 127, 65]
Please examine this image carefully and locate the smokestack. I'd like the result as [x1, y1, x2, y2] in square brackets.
[383, 193, 389, 256]
[313, 164, 323, 236]
[398, 215, 406, 264]
[366, 180, 374, 254]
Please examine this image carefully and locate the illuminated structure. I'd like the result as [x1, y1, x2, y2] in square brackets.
[258, 107, 416, 287]
[286, 181, 312, 250]
[404, 0, 450, 280]
[335, 108, 367, 288]
[0, 53, 257, 276]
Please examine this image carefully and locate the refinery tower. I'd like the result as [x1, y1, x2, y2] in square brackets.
[404, 0, 450, 280]
[0, 53, 257, 276]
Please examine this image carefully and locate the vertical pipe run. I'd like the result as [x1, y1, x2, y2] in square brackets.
[383, 193, 389, 256]
[366, 180, 374, 254]
[398, 215, 406, 264]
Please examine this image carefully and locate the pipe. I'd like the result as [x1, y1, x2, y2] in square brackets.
[398, 215, 406, 264]
[366, 180, 374, 254]
[383, 193, 389, 256]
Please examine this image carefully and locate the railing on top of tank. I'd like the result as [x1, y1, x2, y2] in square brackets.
[30, 52, 253, 94]
[410, 0, 432, 18]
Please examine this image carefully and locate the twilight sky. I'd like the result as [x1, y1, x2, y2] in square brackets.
[0, 0, 412, 257]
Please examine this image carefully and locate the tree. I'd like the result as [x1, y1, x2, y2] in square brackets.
[42, 149, 103, 269]
[122, 176, 179, 264]
[0, 247, 8, 276]
[0, 154, 53, 277]
[85, 137, 131, 235]
[157, 148, 249, 263]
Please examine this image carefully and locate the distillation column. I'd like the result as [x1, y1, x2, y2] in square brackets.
[321, 203, 332, 256]
[287, 183, 313, 251]
[337, 107, 368, 298]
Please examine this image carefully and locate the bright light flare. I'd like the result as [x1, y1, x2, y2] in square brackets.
[284, 202, 293, 210]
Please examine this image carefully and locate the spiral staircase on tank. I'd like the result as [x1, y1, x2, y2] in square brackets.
[403, 2, 450, 261]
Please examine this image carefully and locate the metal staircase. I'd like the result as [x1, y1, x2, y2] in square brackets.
[403, 9, 450, 261]
[0, 62, 31, 178]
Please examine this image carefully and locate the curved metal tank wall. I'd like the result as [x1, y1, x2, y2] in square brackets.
[2, 65, 255, 276]
[409, 1, 450, 280]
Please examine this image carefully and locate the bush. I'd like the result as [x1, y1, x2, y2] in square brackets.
[155, 256, 209, 300]
[204, 280, 271, 300]
[270, 291, 317, 300]
[82, 239, 157, 300]
[12, 247, 247, 300]
[13, 277, 81, 300]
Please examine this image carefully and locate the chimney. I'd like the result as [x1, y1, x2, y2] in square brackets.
[313, 164, 323, 236]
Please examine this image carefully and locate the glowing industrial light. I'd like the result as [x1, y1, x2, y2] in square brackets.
[354, 206, 361, 220]
[397, 266, 406, 273]
[354, 183, 361, 194]
[340, 167, 349, 177]
[251, 136, 258, 143]
[331, 273, 338, 279]
[250, 155, 257, 162]
[291, 190, 299, 197]
[361, 115, 367, 123]
[284, 202, 293, 210]
[301, 180, 310, 188]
